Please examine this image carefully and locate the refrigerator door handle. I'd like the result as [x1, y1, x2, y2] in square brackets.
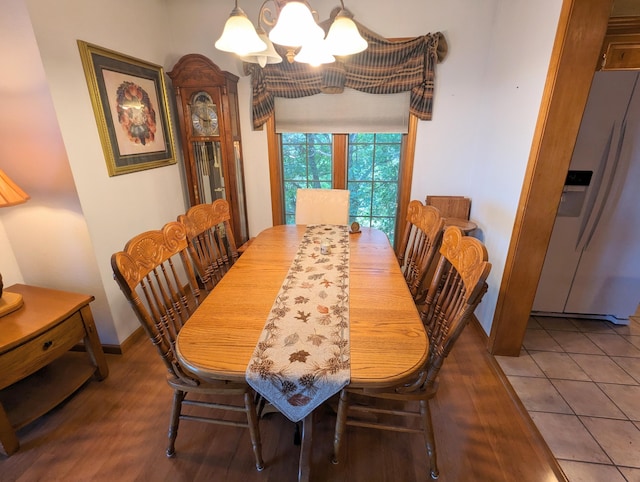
[580, 119, 627, 251]
[575, 123, 615, 250]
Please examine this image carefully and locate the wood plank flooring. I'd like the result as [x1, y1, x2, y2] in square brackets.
[0, 321, 567, 481]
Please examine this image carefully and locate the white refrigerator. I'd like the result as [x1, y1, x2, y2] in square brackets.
[532, 70, 640, 324]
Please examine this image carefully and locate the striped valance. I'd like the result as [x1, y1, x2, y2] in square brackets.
[244, 19, 448, 129]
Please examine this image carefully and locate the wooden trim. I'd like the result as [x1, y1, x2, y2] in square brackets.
[267, 116, 284, 226]
[333, 134, 347, 189]
[599, 16, 640, 70]
[395, 114, 418, 251]
[605, 15, 640, 34]
[488, 0, 614, 355]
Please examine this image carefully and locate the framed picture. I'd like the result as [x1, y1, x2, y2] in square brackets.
[78, 41, 176, 176]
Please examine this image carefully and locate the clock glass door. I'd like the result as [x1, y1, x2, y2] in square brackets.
[188, 91, 226, 204]
[192, 140, 225, 203]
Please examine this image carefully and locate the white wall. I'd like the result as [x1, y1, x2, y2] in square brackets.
[0, 0, 564, 344]
[24, 0, 187, 344]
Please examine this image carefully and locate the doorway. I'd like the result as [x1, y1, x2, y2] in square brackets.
[488, 0, 617, 356]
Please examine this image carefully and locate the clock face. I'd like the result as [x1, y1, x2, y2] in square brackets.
[190, 92, 219, 137]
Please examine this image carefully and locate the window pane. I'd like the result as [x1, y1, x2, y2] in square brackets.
[283, 145, 308, 179]
[375, 133, 402, 143]
[308, 133, 331, 143]
[347, 134, 402, 244]
[348, 143, 374, 181]
[281, 133, 332, 222]
[348, 181, 373, 217]
[349, 133, 374, 143]
[372, 181, 398, 217]
[373, 144, 400, 182]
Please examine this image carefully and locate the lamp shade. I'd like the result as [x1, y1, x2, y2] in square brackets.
[215, 6, 267, 56]
[240, 28, 283, 67]
[325, 11, 368, 56]
[0, 169, 30, 207]
[269, 1, 325, 48]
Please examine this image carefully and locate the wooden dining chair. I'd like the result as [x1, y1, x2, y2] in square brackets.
[295, 188, 350, 225]
[396, 200, 446, 304]
[332, 226, 491, 479]
[177, 199, 239, 292]
[111, 221, 264, 470]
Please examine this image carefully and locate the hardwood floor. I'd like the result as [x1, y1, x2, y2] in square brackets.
[1, 321, 566, 481]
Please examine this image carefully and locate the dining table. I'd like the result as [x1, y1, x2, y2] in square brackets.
[176, 225, 429, 481]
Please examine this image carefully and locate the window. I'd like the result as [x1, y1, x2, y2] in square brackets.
[348, 133, 402, 244]
[267, 115, 418, 250]
[280, 132, 404, 245]
[282, 133, 333, 224]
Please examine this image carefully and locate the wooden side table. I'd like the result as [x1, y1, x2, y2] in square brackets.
[0, 284, 109, 456]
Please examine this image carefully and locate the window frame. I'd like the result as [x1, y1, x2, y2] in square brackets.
[266, 114, 418, 250]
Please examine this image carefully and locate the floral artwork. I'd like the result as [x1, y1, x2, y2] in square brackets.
[246, 224, 350, 422]
[115, 81, 157, 146]
[78, 41, 176, 176]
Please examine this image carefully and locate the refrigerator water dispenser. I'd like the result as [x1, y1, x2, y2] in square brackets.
[557, 170, 592, 217]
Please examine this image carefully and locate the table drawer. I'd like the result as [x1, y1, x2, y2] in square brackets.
[0, 312, 86, 390]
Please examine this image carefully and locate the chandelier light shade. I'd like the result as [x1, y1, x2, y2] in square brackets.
[215, 3, 267, 56]
[325, 10, 368, 56]
[215, 0, 369, 66]
[240, 27, 283, 67]
[268, 1, 325, 48]
[294, 39, 335, 66]
[0, 169, 30, 207]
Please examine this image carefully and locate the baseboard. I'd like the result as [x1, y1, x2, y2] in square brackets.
[72, 326, 145, 355]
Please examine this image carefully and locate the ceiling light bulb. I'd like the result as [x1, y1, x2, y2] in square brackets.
[240, 28, 283, 67]
[325, 11, 368, 56]
[294, 39, 335, 67]
[269, 2, 325, 48]
[215, 6, 267, 56]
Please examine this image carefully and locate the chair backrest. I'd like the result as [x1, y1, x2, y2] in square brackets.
[425, 195, 471, 220]
[295, 188, 350, 225]
[111, 221, 203, 382]
[396, 200, 445, 303]
[420, 226, 491, 388]
[177, 199, 239, 291]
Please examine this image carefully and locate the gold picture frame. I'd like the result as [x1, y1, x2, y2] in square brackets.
[78, 41, 176, 176]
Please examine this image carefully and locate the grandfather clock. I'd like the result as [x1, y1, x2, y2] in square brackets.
[168, 54, 249, 245]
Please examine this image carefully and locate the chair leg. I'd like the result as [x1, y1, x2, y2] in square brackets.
[420, 399, 439, 479]
[331, 390, 349, 464]
[167, 390, 186, 458]
[244, 391, 265, 471]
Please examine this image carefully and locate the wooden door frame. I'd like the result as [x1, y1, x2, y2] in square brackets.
[488, 0, 615, 355]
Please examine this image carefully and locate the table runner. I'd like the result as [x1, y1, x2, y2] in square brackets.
[246, 224, 350, 422]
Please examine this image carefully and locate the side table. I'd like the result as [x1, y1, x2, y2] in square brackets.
[0, 284, 109, 456]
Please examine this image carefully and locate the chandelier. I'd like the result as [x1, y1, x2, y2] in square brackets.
[215, 0, 368, 67]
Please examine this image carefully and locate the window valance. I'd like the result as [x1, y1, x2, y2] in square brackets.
[244, 20, 447, 129]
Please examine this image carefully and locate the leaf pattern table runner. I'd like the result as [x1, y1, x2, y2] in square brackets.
[246, 224, 350, 422]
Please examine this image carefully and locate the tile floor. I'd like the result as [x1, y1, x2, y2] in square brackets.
[495, 315, 640, 482]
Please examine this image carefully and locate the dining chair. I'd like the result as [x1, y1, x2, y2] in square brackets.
[331, 226, 491, 480]
[396, 200, 445, 304]
[177, 199, 239, 292]
[111, 221, 264, 470]
[294, 188, 350, 225]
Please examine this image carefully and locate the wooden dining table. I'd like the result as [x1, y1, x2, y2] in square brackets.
[176, 225, 429, 480]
